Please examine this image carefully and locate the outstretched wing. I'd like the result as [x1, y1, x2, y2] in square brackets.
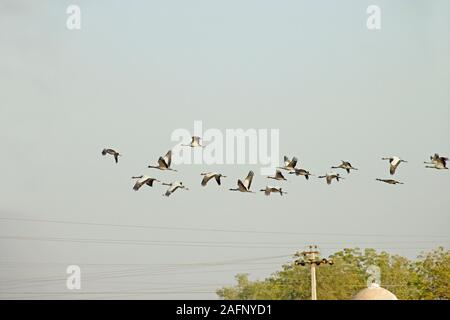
[243, 171, 254, 190]
[390, 163, 398, 175]
[201, 173, 215, 186]
[283, 156, 290, 166]
[214, 175, 222, 185]
[133, 180, 144, 191]
[237, 179, 247, 191]
[164, 150, 172, 167]
[114, 153, 119, 163]
[275, 170, 285, 180]
[158, 157, 168, 169]
[288, 157, 298, 168]
[165, 185, 179, 197]
[192, 136, 201, 146]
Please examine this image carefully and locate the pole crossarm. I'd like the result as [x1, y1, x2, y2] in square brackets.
[293, 245, 334, 300]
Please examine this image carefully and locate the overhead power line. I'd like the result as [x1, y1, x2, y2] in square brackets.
[1, 216, 449, 239]
[0, 235, 445, 250]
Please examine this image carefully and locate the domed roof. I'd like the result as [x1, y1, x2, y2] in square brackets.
[352, 283, 398, 300]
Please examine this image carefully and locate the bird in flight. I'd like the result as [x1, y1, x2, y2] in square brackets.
[332, 161, 358, 174]
[102, 148, 121, 163]
[229, 171, 255, 193]
[289, 168, 314, 180]
[131, 176, 160, 191]
[267, 170, 287, 181]
[200, 172, 227, 186]
[162, 181, 189, 197]
[182, 136, 203, 148]
[424, 154, 448, 170]
[260, 186, 287, 196]
[148, 150, 177, 172]
[278, 156, 298, 171]
[318, 173, 344, 185]
[382, 156, 407, 175]
[376, 179, 404, 185]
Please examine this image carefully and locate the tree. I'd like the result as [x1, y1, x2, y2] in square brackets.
[412, 247, 449, 300]
[216, 247, 448, 300]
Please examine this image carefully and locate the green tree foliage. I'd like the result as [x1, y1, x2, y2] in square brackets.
[412, 247, 449, 300]
[216, 247, 448, 300]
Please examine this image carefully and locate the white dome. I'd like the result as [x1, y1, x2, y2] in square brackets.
[352, 283, 398, 300]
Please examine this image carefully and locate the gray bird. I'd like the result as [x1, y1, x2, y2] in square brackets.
[318, 173, 344, 185]
[289, 168, 314, 180]
[162, 181, 189, 197]
[424, 154, 448, 170]
[260, 186, 287, 196]
[376, 179, 404, 185]
[278, 156, 298, 171]
[229, 171, 255, 193]
[382, 156, 407, 175]
[181, 136, 203, 147]
[200, 172, 227, 186]
[102, 148, 121, 163]
[148, 150, 177, 172]
[267, 170, 287, 181]
[332, 161, 358, 174]
[131, 176, 160, 191]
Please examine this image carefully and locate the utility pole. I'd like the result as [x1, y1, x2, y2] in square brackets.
[310, 249, 317, 300]
[294, 245, 333, 300]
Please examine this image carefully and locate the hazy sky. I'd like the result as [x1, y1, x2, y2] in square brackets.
[0, 0, 449, 299]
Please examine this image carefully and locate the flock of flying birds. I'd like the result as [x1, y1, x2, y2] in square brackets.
[101, 136, 448, 197]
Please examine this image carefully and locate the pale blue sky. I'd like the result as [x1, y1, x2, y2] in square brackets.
[0, 0, 449, 299]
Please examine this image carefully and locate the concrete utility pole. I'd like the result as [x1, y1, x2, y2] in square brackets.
[310, 249, 317, 300]
[294, 245, 333, 300]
